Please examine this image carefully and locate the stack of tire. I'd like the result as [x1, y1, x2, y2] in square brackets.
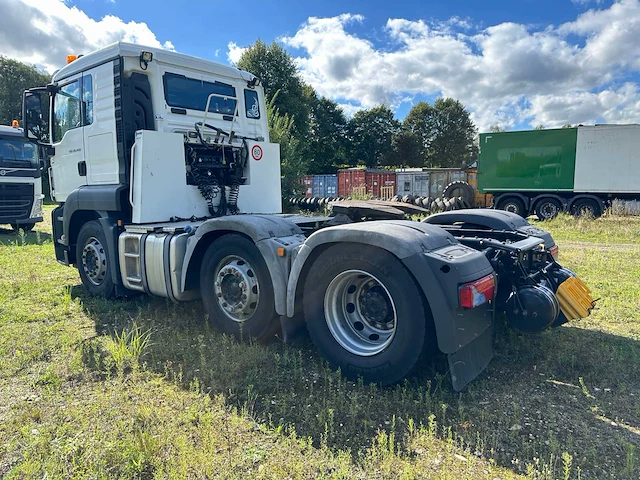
[388, 181, 475, 214]
[289, 196, 345, 212]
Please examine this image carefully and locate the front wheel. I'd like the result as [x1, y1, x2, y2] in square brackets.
[76, 220, 116, 298]
[200, 234, 279, 341]
[303, 244, 432, 385]
[497, 197, 526, 217]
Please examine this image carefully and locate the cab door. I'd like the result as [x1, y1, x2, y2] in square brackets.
[50, 74, 86, 202]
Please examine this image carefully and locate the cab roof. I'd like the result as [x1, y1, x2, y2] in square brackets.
[0, 125, 24, 138]
[52, 42, 256, 84]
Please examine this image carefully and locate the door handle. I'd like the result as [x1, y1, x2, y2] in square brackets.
[78, 161, 87, 176]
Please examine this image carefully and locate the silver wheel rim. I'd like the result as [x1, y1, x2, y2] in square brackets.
[82, 237, 107, 286]
[214, 255, 259, 322]
[324, 270, 397, 357]
[540, 202, 558, 219]
[504, 202, 519, 214]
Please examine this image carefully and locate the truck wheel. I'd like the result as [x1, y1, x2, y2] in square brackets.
[76, 220, 115, 298]
[535, 198, 562, 221]
[497, 197, 526, 217]
[571, 198, 602, 218]
[200, 234, 278, 341]
[303, 244, 431, 385]
[11, 223, 35, 233]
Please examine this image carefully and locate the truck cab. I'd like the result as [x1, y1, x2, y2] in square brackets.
[0, 123, 44, 232]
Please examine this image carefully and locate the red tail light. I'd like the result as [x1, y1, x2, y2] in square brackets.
[549, 244, 559, 260]
[459, 274, 496, 309]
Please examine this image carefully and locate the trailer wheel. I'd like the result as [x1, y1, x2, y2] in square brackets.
[571, 198, 602, 218]
[303, 244, 430, 385]
[200, 234, 278, 341]
[76, 220, 115, 298]
[535, 198, 562, 221]
[497, 197, 526, 217]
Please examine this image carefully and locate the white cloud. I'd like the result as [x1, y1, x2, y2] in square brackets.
[227, 42, 246, 65]
[0, 0, 174, 73]
[261, 0, 640, 131]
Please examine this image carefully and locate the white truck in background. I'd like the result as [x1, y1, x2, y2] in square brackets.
[22, 42, 595, 390]
[0, 122, 44, 232]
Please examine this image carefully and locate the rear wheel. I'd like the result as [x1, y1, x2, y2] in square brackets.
[571, 198, 602, 218]
[303, 244, 431, 385]
[535, 198, 562, 221]
[200, 234, 278, 341]
[76, 220, 115, 298]
[497, 197, 526, 217]
[443, 181, 475, 205]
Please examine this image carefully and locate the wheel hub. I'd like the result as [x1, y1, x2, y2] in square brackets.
[81, 237, 107, 286]
[324, 270, 397, 357]
[540, 202, 558, 218]
[214, 255, 259, 322]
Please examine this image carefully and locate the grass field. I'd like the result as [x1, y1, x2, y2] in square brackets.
[0, 208, 638, 479]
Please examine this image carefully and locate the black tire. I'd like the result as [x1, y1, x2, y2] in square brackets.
[200, 234, 278, 341]
[444, 197, 454, 211]
[76, 220, 116, 298]
[11, 222, 35, 233]
[497, 197, 526, 217]
[443, 181, 475, 205]
[303, 244, 431, 385]
[434, 197, 445, 212]
[571, 198, 602, 218]
[455, 197, 466, 210]
[535, 198, 562, 221]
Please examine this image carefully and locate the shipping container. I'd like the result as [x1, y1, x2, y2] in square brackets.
[365, 170, 396, 199]
[338, 168, 367, 197]
[396, 168, 468, 198]
[312, 174, 338, 198]
[302, 175, 313, 198]
[396, 169, 430, 198]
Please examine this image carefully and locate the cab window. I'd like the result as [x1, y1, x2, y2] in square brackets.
[83, 75, 93, 126]
[244, 89, 260, 119]
[164, 73, 237, 115]
[53, 79, 81, 142]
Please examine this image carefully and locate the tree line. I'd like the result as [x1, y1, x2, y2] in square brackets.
[236, 41, 478, 195]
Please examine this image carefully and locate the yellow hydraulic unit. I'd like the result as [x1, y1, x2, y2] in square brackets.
[556, 276, 597, 320]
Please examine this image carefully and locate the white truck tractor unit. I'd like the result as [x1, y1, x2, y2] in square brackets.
[0, 123, 44, 231]
[23, 43, 595, 390]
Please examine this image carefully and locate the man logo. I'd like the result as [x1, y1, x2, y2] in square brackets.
[0, 170, 7, 176]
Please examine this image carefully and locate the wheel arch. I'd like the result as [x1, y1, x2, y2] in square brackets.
[285, 222, 449, 320]
[181, 216, 305, 316]
[530, 193, 567, 213]
[567, 194, 605, 212]
[493, 192, 530, 212]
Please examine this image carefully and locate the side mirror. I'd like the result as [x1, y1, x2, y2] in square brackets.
[22, 89, 50, 144]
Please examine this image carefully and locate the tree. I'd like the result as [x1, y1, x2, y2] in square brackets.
[562, 123, 573, 128]
[404, 98, 478, 168]
[489, 124, 504, 132]
[346, 105, 400, 168]
[534, 124, 546, 130]
[383, 130, 423, 168]
[307, 95, 348, 174]
[0, 57, 50, 125]
[236, 40, 311, 137]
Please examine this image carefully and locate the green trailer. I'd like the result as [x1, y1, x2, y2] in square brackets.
[478, 125, 640, 219]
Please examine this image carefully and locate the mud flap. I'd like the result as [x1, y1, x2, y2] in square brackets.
[447, 326, 494, 391]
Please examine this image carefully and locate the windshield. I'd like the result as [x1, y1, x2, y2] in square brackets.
[0, 137, 39, 168]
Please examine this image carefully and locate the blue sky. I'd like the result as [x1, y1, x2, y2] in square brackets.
[3, 0, 639, 131]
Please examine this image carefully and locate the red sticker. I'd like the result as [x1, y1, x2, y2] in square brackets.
[251, 145, 263, 161]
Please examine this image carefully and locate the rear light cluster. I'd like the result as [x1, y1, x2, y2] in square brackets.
[549, 244, 559, 260]
[459, 274, 496, 309]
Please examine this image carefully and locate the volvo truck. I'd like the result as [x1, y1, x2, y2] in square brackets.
[22, 43, 595, 390]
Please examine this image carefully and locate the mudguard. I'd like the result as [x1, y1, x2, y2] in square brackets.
[286, 220, 496, 390]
